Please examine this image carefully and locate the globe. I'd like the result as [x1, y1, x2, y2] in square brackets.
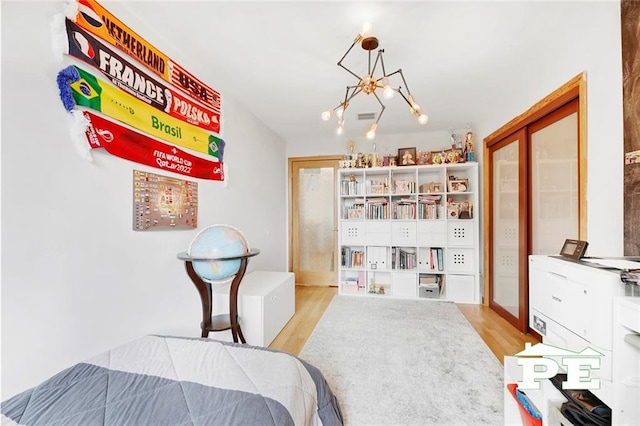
[187, 224, 250, 283]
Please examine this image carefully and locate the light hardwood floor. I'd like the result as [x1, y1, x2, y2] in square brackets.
[269, 285, 540, 364]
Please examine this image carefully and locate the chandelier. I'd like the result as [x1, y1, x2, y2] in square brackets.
[321, 27, 429, 140]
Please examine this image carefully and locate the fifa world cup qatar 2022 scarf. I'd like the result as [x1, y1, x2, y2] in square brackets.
[68, 0, 221, 113]
[63, 19, 221, 135]
[57, 65, 224, 160]
[82, 111, 224, 181]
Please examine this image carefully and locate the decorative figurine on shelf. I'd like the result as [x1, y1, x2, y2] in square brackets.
[419, 150, 430, 165]
[465, 131, 475, 162]
[433, 151, 442, 164]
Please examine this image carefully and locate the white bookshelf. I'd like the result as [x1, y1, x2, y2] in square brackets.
[337, 163, 480, 303]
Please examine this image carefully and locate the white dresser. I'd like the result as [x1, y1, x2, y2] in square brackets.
[212, 271, 295, 347]
[514, 255, 640, 425]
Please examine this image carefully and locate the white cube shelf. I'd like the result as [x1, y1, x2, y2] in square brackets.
[338, 163, 479, 304]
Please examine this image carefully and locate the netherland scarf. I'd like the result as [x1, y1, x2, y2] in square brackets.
[67, 0, 221, 113]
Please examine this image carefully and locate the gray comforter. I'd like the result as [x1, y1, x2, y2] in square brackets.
[1, 335, 343, 425]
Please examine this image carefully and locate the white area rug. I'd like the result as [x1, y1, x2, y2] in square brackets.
[299, 296, 504, 425]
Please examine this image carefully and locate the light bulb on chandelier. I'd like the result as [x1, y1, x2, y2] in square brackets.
[366, 124, 377, 141]
[321, 27, 428, 138]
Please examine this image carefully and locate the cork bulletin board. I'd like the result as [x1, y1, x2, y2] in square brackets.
[622, 0, 640, 255]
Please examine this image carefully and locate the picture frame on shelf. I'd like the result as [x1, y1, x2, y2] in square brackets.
[458, 201, 473, 219]
[448, 178, 469, 192]
[398, 147, 417, 166]
[428, 182, 444, 193]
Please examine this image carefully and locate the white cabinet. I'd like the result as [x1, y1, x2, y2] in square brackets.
[213, 271, 295, 347]
[528, 256, 640, 425]
[338, 163, 480, 303]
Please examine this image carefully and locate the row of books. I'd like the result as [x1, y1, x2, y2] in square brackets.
[393, 202, 417, 220]
[341, 247, 364, 268]
[391, 247, 417, 270]
[418, 204, 441, 219]
[424, 247, 445, 271]
[367, 202, 390, 220]
[340, 179, 363, 196]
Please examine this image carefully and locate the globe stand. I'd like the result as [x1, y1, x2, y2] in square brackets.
[177, 249, 260, 343]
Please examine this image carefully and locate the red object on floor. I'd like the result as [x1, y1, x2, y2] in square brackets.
[507, 383, 543, 426]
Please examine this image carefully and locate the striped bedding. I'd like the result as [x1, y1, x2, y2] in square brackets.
[1, 335, 343, 425]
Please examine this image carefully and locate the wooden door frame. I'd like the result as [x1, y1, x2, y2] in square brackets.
[288, 155, 342, 285]
[483, 73, 587, 319]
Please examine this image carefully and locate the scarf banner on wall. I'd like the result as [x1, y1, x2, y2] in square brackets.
[68, 0, 222, 113]
[84, 111, 224, 181]
[64, 19, 221, 134]
[57, 65, 224, 160]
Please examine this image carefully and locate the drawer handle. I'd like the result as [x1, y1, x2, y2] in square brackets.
[552, 295, 562, 303]
[271, 295, 277, 301]
[548, 272, 567, 280]
[624, 333, 640, 349]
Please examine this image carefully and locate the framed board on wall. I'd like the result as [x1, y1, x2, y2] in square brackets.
[133, 170, 198, 231]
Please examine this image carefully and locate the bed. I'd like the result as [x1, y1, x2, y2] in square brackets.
[1, 335, 343, 425]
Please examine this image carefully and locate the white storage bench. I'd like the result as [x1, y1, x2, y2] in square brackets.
[212, 271, 295, 347]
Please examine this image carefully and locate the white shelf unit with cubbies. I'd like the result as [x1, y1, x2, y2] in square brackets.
[338, 163, 480, 303]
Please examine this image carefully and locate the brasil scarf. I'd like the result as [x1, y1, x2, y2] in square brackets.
[83, 111, 224, 181]
[68, 0, 221, 112]
[64, 19, 221, 135]
[57, 65, 223, 160]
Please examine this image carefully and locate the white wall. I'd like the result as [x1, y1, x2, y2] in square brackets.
[288, 1, 624, 258]
[1, 1, 287, 398]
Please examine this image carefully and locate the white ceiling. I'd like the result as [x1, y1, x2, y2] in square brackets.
[104, 1, 573, 144]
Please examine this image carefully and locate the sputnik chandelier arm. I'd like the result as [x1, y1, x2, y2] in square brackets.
[322, 28, 429, 140]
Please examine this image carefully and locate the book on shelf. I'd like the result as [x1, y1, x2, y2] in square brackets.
[366, 197, 388, 204]
[426, 248, 444, 271]
[418, 195, 441, 204]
